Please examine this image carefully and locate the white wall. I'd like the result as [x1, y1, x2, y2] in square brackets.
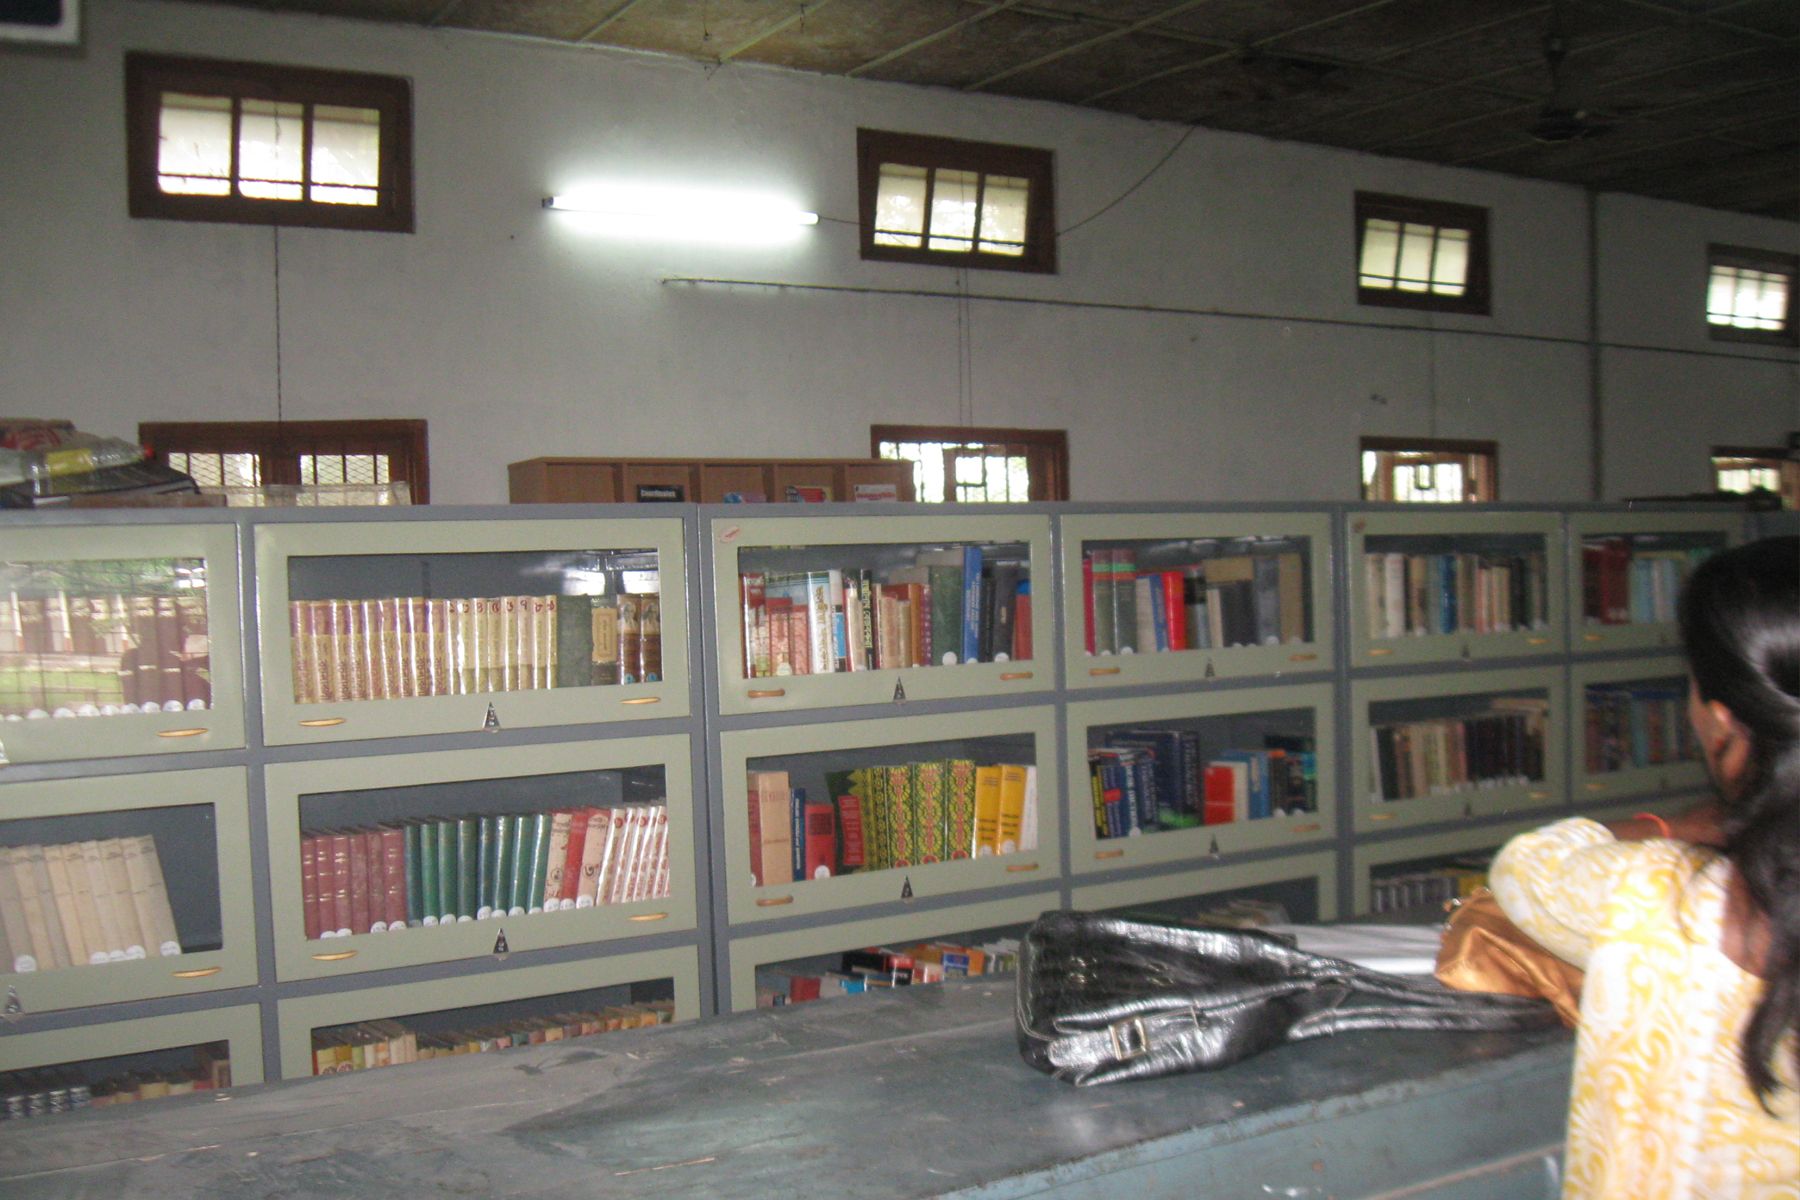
[1, 0, 1794, 505]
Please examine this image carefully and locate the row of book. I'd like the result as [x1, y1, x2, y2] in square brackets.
[1367, 700, 1549, 803]
[755, 939, 1020, 1007]
[1088, 730, 1318, 838]
[0, 590, 210, 718]
[1368, 861, 1489, 915]
[2, 1051, 231, 1119]
[1583, 683, 1697, 773]
[301, 804, 669, 940]
[0, 837, 182, 974]
[1580, 538, 1714, 625]
[1362, 550, 1551, 640]
[746, 761, 1038, 886]
[1130, 896, 1293, 930]
[739, 549, 1030, 678]
[285, 591, 662, 704]
[1082, 548, 1308, 655]
[311, 1001, 673, 1075]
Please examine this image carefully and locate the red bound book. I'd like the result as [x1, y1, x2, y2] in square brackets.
[1203, 764, 1239, 826]
[835, 794, 865, 870]
[557, 807, 592, 909]
[803, 796, 837, 881]
[346, 829, 373, 935]
[301, 835, 322, 941]
[361, 828, 386, 932]
[379, 826, 408, 931]
[1082, 553, 1095, 653]
[322, 831, 351, 937]
[1012, 584, 1032, 662]
[1161, 571, 1187, 650]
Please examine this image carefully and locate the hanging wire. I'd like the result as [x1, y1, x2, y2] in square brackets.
[272, 225, 284, 424]
[1058, 122, 1200, 238]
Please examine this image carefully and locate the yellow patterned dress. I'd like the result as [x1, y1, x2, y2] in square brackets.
[1491, 817, 1799, 1199]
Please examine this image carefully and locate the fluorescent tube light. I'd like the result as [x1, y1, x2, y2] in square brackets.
[543, 185, 818, 243]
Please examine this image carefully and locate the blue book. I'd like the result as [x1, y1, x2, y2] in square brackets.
[1214, 749, 1272, 820]
[960, 545, 984, 665]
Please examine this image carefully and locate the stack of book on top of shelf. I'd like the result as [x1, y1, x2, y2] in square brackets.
[1082, 546, 1306, 655]
[300, 804, 670, 938]
[311, 1001, 673, 1075]
[746, 760, 1036, 885]
[739, 548, 1030, 677]
[754, 937, 1022, 1007]
[0, 836, 182, 973]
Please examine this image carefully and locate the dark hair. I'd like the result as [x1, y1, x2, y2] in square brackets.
[1678, 533, 1800, 1107]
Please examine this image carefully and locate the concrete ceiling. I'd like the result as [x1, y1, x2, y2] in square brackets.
[191, 0, 1799, 220]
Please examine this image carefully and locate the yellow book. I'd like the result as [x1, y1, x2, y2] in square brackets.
[99, 837, 148, 958]
[124, 835, 182, 956]
[78, 839, 126, 962]
[12, 845, 70, 970]
[996, 764, 1028, 855]
[39, 842, 95, 967]
[972, 765, 1003, 857]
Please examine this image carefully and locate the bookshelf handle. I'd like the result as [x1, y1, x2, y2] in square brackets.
[311, 949, 359, 962]
[1004, 862, 1039, 873]
[1528, 789, 1551, 800]
[1289, 823, 1322, 834]
[1369, 811, 1396, 822]
[627, 912, 669, 922]
[1093, 849, 1125, 860]
[998, 671, 1034, 681]
[746, 688, 787, 699]
[755, 895, 794, 907]
[1288, 652, 1318, 663]
[1584, 781, 1609, 792]
[171, 966, 222, 979]
[620, 696, 661, 706]
[299, 717, 348, 728]
[1525, 636, 1550, 646]
[1088, 666, 1122, 677]
[1368, 646, 1395, 657]
[155, 727, 208, 739]
[1582, 632, 1605, 643]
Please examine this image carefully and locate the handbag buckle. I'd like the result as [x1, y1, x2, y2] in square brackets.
[1108, 1016, 1150, 1061]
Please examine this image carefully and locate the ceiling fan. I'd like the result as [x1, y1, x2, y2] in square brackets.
[1526, 5, 1621, 143]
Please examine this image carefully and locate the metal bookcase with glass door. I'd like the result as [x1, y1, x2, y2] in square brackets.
[1567, 508, 1740, 656]
[0, 516, 245, 766]
[1347, 508, 1565, 670]
[707, 508, 1054, 716]
[0, 1004, 266, 1114]
[253, 513, 689, 746]
[1058, 508, 1335, 691]
[1570, 654, 1708, 813]
[263, 735, 698, 985]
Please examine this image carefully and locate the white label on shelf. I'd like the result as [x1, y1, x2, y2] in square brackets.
[476, 905, 493, 920]
[422, 916, 438, 927]
[159, 940, 182, 957]
[508, 906, 525, 917]
[125, 944, 147, 959]
[370, 920, 388, 934]
[12, 954, 36, 973]
[87, 950, 109, 966]
[575, 896, 594, 908]
[388, 924, 405, 934]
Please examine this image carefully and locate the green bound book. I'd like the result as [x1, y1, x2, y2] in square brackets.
[403, 820, 425, 927]
[435, 818, 458, 924]
[516, 811, 552, 915]
[417, 821, 441, 927]
[455, 816, 479, 921]
[502, 813, 530, 915]
[476, 814, 502, 919]
[554, 594, 595, 689]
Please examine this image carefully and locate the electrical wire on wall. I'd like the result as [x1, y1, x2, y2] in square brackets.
[272, 225, 286, 425]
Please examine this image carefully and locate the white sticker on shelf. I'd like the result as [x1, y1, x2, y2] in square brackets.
[159, 940, 181, 957]
[12, 954, 36, 973]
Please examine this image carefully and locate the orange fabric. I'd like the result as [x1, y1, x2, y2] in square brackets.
[1434, 886, 1584, 1028]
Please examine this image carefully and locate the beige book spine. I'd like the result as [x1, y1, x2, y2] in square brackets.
[77, 840, 125, 961]
[125, 835, 182, 956]
[0, 847, 36, 972]
[99, 837, 149, 957]
[540, 595, 557, 689]
[40, 842, 99, 967]
[11, 845, 69, 970]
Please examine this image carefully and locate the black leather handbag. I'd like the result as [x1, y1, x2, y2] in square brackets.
[1015, 910, 1561, 1086]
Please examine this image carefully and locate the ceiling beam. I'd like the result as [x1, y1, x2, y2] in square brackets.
[964, 0, 1217, 93]
[718, 0, 843, 63]
[573, 0, 659, 45]
[847, 0, 1028, 78]
[1590, 0, 1791, 46]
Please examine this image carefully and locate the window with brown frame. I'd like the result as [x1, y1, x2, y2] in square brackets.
[1360, 437, 1497, 503]
[139, 420, 429, 505]
[1711, 444, 1798, 509]
[872, 425, 1068, 503]
[1355, 193, 1490, 316]
[125, 52, 414, 233]
[1706, 245, 1796, 347]
[858, 129, 1056, 274]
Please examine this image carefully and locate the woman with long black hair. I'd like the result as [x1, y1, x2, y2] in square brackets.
[1491, 534, 1799, 1198]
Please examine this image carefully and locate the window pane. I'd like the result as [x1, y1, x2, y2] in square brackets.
[1395, 223, 1437, 293]
[310, 104, 381, 206]
[238, 99, 305, 201]
[1430, 228, 1469, 296]
[157, 92, 233, 196]
[873, 163, 927, 248]
[1707, 265, 1740, 324]
[927, 169, 980, 253]
[1359, 219, 1401, 289]
[978, 174, 1028, 257]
